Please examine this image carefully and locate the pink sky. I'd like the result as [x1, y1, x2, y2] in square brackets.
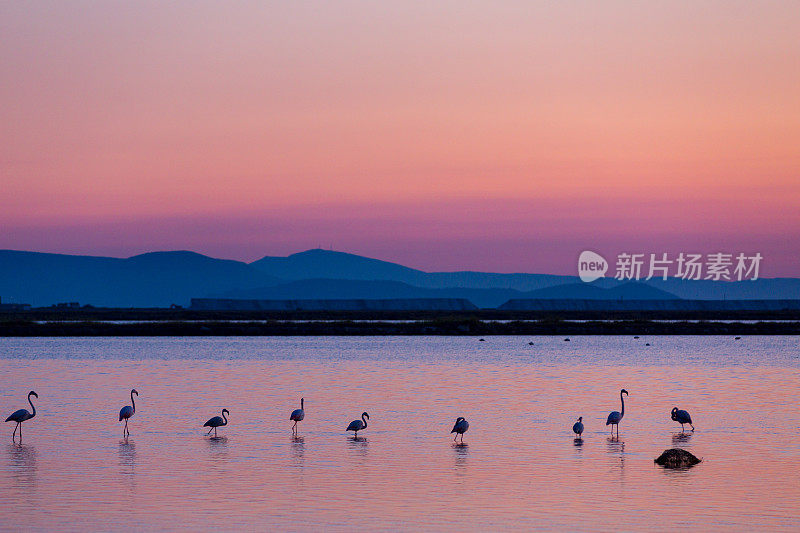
[2, 2, 799, 275]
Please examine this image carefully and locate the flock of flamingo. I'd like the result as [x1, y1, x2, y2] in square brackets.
[4, 387, 696, 442]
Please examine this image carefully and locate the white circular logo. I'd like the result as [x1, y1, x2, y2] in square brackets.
[578, 250, 608, 282]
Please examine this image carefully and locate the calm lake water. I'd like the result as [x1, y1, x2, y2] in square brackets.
[0, 336, 798, 531]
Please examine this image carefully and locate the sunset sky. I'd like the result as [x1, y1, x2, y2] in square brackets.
[2, 2, 798, 275]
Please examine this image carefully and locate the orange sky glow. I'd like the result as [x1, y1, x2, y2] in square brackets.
[1, 2, 798, 274]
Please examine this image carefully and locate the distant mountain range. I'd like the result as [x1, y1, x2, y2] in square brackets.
[0, 250, 278, 308]
[1, 248, 798, 308]
[217, 278, 678, 308]
[250, 249, 573, 291]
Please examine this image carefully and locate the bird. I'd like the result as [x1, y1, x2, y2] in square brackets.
[119, 388, 138, 437]
[671, 407, 695, 432]
[346, 412, 369, 438]
[572, 416, 584, 438]
[451, 417, 469, 443]
[606, 389, 629, 437]
[204, 409, 229, 437]
[6, 391, 37, 441]
[290, 398, 305, 434]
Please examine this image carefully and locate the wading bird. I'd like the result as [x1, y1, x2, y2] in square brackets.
[204, 409, 229, 437]
[606, 389, 628, 437]
[671, 407, 695, 432]
[346, 412, 369, 438]
[290, 398, 305, 434]
[6, 391, 37, 441]
[119, 389, 138, 437]
[572, 416, 584, 438]
[451, 417, 469, 443]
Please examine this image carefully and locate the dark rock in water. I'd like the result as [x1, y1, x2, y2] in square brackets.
[645, 343, 651, 346]
[633, 336, 640, 339]
[564, 338, 570, 342]
[735, 336, 741, 340]
[654, 448, 701, 468]
[528, 341, 534, 345]
[479, 338, 485, 342]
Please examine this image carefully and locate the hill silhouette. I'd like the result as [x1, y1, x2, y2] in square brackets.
[218, 279, 677, 308]
[250, 249, 572, 291]
[0, 250, 280, 307]
[523, 282, 678, 300]
[1, 248, 798, 308]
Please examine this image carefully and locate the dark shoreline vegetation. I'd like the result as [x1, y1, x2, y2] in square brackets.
[1, 309, 799, 336]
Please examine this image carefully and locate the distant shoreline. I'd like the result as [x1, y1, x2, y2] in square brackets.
[1, 309, 798, 336]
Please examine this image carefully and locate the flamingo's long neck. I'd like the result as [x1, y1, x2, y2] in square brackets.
[28, 394, 36, 417]
[301, 398, 304, 410]
[131, 391, 136, 414]
[620, 392, 625, 419]
[221, 411, 228, 425]
[361, 414, 367, 429]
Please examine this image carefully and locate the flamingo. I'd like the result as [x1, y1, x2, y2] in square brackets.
[606, 389, 628, 437]
[204, 409, 229, 437]
[5, 391, 37, 441]
[290, 398, 305, 434]
[346, 412, 369, 438]
[671, 407, 695, 432]
[451, 417, 469, 443]
[119, 388, 138, 436]
[572, 416, 584, 438]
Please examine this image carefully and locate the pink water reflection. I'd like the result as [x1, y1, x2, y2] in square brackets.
[0, 336, 798, 530]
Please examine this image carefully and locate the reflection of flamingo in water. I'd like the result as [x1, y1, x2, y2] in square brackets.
[606, 436, 625, 467]
[6, 391, 37, 441]
[119, 389, 138, 437]
[346, 412, 369, 438]
[118, 437, 136, 473]
[290, 398, 305, 435]
[452, 439, 469, 471]
[8, 442, 37, 487]
[204, 409, 229, 437]
[606, 389, 628, 437]
[672, 431, 692, 444]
